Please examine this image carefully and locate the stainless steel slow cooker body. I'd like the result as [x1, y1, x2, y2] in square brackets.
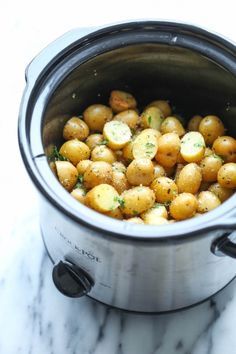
[19, 21, 236, 312]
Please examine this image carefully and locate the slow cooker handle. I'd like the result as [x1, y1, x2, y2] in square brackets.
[211, 216, 236, 258]
[52, 260, 94, 298]
[25, 27, 97, 84]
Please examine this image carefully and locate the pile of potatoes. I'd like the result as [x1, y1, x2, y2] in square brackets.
[52, 90, 236, 225]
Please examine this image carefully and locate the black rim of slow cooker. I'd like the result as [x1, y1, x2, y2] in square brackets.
[19, 21, 236, 241]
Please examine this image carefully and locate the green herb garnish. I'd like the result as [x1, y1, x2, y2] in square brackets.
[114, 196, 125, 208]
[132, 210, 139, 215]
[193, 142, 204, 148]
[145, 142, 155, 148]
[77, 175, 84, 184]
[98, 139, 109, 145]
[50, 146, 68, 161]
[148, 116, 152, 125]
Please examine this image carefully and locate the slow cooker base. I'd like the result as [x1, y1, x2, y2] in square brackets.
[41, 231, 236, 314]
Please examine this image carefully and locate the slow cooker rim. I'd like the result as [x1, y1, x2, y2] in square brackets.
[18, 20, 236, 241]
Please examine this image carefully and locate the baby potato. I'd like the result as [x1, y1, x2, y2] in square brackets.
[63, 117, 89, 141]
[122, 140, 134, 161]
[187, 115, 202, 131]
[170, 193, 198, 220]
[86, 184, 120, 213]
[83, 104, 113, 132]
[146, 100, 171, 117]
[55, 161, 78, 191]
[151, 176, 178, 203]
[59, 139, 90, 165]
[141, 106, 164, 130]
[113, 109, 139, 129]
[177, 163, 202, 194]
[112, 170, 130, 194]
[126, 217, 144, 224]
[208, 182, 234, 202]
[199, 115, 225, 145]
[217, 163, 236, 188]
[84, 161, 113, 189]
[126, 158, 154, 186]
[121, 186, 155, 216]
[71, 186, 86, 204]
[76, 159, 92, 175]
[153, 163, 166, 179]
[155, 133, 180, 168]
[85, 134, 104, 150]
[160, 117, 185, 136]
[212, 136, 236, 162]
[144, 215, 169, 225]
[105, 208, 123, 219]
[141, 204, 168, 223]
[103, 121, 132, 150]
[91, 145, 117, 164]
[200, 155, 223, 182]
[112, 161, 126, 173]
[133, 129, 159, 160]
[180, 131, 205, 163]
[109, 90, 137, 113]
[197, 191, 221, 213]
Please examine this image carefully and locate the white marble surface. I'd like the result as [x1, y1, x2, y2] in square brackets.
[2, 1, 236, 353]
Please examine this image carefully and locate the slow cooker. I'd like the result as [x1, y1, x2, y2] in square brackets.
[18, 21, 236, 312]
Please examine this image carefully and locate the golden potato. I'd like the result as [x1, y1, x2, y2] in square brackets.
[133, 129, 159, 160]
[76, 159, 92, 175]
[59, 139, 90, 166]
[160, 117, 185, 136]
[71, 186, 86, 204]
[55, 161, 78, 191]
[197, 191, 221, 213]
[84, 161, 113, 189]
[146, 100, 171, 117]
[105, 208, 123, 219]
[63, 117, 89, 141]
[155, 133, 180, 168]
[126, 158, 154, 186]
[85, 134, 104, 150]
[126, 217, 144, 224]
[103, 121, 132, 150]
[91, 145, 117, 164]
[141, 106, 164, 130]
[151, 176, 178, 203]
[208, 183, 234, 202]
[109, 90, 137, 113]
[180, 132, 205, 163]
[177, 163, 202, 194]
[199, 115, 225, 145]
[86, 184, 120, 213]
[121, 186, 155, 216]
[212, 136, 236, 162]
[187, 115, 202, 131]
[153, 163, 166, 179]
[200, 155, 223, 182]
[113, 109, 139, 129]
[217, 163, 236, 188]
[112, 170, 130, 194]
[83, 104, 113, 132]
[122, 140, 134, 161]
[170, 193, 198, 220]
[112, 161, 126, 173]
[141, 204, 168, 223]
[144, 216, 169, 225]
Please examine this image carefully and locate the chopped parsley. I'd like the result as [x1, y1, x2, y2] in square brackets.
[114, 196, 125, 208]
[145, 142, 155, 148]
[193, 142, 204, 148]
[77, 175, 84, 184]
[132, 210, 139, 215]
[98, 139, 109, 145]
[148, 115, 152, 125]
[50, 146, 68, 161]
